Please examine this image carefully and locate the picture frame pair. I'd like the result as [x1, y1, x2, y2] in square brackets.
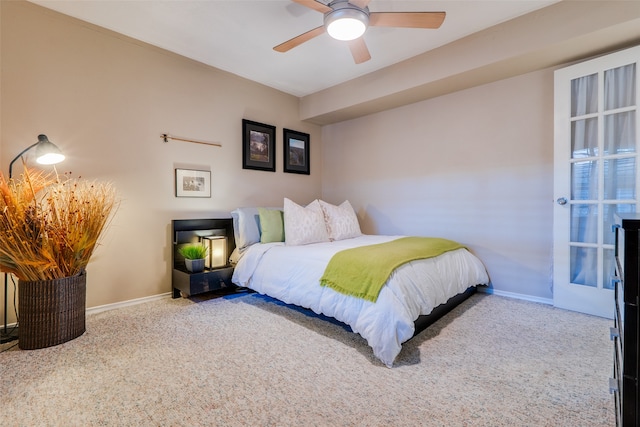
[242, 119, 310, 175]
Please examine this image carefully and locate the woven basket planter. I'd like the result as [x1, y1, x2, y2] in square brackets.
[18, 271, 87, 350]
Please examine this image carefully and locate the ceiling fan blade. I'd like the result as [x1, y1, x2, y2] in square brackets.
[273, 26, 325, 53]
[347, 38, 371, 64]
[369, 12, 446, 29]
[291, 0, 332, 14]
[349, 0, 372, 8]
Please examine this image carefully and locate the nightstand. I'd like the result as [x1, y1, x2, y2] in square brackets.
[171, 218, 236, 298]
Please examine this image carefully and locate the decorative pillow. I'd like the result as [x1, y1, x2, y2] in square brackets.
[283, 198, 330, 246]
[231, 207, 281, 251]
[258, 208, 284, 243]
[319, 200, 362, 241]
[231, 207, 261, 251]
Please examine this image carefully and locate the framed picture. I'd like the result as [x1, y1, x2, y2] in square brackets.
[283, 128, 310, 175]
[175, 168, 211, 198]
[242, 119, 276, 172]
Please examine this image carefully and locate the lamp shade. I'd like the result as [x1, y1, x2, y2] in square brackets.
[325, 5, 369, 41]
[35, 135, 65, 165]
[203, 236, 227, 269]
[8, 134, 66, 178]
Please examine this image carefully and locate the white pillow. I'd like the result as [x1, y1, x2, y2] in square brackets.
[283, 198, 330, 246]
[319, 200, 362, 241]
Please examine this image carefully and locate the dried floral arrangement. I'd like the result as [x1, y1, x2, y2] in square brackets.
[0, 168, 118, 281]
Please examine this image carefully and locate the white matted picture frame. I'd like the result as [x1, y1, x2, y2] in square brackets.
[175, 168, 211, 198]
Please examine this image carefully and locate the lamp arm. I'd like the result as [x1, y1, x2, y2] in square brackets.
[8, 142, 39, 178]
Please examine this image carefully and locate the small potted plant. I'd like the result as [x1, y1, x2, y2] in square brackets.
[178, 243, 208, 273]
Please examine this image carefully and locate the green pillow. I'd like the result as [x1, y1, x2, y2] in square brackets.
[258, 208, 284, 243]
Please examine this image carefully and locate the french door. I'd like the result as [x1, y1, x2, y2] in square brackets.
[553, 45, 640, 318]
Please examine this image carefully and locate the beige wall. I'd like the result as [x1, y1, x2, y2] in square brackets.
[0, 1, 322, 322]
[3, 1, 627, 323]
[322, 68, 555, 300]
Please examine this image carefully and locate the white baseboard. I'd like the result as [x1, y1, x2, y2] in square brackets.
[86, 292, 172, 316]
[477, 286, 553, 305]
[5, 288, 554, 328]
[1, 293, 172, 330]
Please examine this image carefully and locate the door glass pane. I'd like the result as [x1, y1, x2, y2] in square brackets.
[571, 73, 598, 116]
[604, 248, 615, 289]
[571, 161, 598, 200]
[571, 118, 598, 158]
[604, 158, 636, 200]
[570, 246, 597, 286]
[604, 111, 636, 155]
[604, 63, 636, 110]
[571, 204, 597, 243]
[603, 204, 636, 245]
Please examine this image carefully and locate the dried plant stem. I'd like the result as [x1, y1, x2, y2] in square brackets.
[0, 168, 118, 281]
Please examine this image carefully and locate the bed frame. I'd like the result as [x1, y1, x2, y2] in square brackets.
[175, 217, 478, 341]
[412, 285, 476, 338]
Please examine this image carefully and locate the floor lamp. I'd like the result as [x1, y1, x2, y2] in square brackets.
[0, 134, 65, 344]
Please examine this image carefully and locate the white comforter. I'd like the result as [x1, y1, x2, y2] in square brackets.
[232, 235, 489, 367]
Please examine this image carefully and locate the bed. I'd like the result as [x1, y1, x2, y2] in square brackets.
[230, 199, 489, 367]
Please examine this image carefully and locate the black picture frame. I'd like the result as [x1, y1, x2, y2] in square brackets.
[242, 119, 276, 172]
[283, 128, 310, 175]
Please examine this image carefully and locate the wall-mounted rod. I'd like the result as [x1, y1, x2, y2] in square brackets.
[161, 133, 222, 148]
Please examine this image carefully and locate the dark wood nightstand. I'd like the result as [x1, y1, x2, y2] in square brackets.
[171, 218, 236, 298]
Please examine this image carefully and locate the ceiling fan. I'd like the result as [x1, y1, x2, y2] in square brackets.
[273, 0, 446, 64]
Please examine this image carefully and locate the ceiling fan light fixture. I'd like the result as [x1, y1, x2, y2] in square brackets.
[325, 5, 369, 41]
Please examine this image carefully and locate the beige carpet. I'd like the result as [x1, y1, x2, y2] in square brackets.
[0, 292, 614, 426]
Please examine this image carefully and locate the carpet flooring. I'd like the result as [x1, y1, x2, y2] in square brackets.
[0, 292, 614, 426]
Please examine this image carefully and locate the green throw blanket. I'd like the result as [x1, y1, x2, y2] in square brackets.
[319, 237, 465, 303]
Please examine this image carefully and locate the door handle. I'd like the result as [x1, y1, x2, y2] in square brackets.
[556, 197, 568, 205]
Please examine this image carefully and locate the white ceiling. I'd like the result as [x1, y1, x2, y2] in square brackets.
[29, 0, 559, 97]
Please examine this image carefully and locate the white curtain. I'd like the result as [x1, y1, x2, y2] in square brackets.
[570, 64, 636, 286]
